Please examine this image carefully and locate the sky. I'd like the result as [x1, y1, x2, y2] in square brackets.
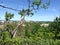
[0, 0, 60, 21]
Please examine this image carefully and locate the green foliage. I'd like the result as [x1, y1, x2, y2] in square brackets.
[49, 17, 60, 39]
[6, 24, 14, 31]
[18, 9, 34, 17]
[5, 12, 14, 21]
[18, 0, 50, 17]
[42, 0, 50, 9]
[32, 0, 50, 9]
[1, 0, 60, 45]
[0, 36, 60, 45]
[32, 0, 42, 9]
[0, 17, 60, 45]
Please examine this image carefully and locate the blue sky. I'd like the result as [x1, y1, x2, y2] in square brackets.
[0, 0, 60, 21]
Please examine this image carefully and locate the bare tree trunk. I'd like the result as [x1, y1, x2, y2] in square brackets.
[12, 21, 22, 38]
[12, 16, 25, 38]
[12, 30, 17, 38]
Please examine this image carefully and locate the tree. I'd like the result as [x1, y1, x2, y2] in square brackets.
[12, 0, 50, 38]
[0, 0, 50, 38]
[4, 12, 14, 38]
[5, 12, 14, 21]
[49, 16, 60, 39]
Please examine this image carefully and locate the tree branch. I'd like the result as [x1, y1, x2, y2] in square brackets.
[0, 4, 20, 11]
